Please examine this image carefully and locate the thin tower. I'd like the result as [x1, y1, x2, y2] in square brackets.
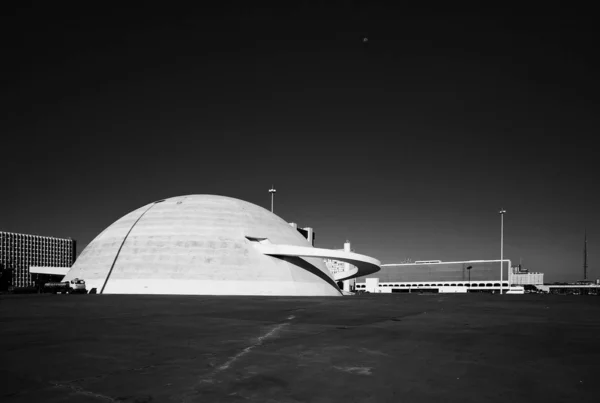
[584, 229, 588, 281]
[499, 208, 506, 295]
[269, 186, 276, 213]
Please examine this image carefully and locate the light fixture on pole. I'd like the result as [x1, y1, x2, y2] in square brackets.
[499, 208, 506, 295]
[269, 186, 276, 213]
[467, 265, 473, 290]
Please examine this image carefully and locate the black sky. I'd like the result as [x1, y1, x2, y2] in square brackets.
[1, 3, 598, 281]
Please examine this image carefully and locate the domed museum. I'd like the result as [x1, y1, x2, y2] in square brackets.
[63, 195, 380, 296]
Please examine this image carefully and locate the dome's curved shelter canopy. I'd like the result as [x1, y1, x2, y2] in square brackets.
[64, 195, 380, 296]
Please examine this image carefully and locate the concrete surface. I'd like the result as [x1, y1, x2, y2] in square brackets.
[1, 293, 599, 402]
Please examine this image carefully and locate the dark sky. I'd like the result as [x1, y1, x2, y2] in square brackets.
[1, 3, 598, 282]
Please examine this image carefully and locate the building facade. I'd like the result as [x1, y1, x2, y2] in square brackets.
[510, 272, 544, 285]
[361, 260, 511, 283]
[355, 259, 515, 293]
[0, 231, 76, 289]
[509, 264, 544, 285]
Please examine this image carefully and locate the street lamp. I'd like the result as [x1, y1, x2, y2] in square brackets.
[499, 209, 506, 295]
[269, 186, 276, 213]
[467, 265, 472, 290]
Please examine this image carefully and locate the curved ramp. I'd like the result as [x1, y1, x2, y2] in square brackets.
[251, 243, 381, 281]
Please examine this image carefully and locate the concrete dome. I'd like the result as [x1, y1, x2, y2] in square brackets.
[64, 195, 341, 296]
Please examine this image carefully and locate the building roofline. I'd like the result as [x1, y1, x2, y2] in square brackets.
[0, 231, 74, 241]
[382, 259, 511, 266]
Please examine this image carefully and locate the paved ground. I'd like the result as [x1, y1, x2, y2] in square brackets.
[0, 293, 599, 403]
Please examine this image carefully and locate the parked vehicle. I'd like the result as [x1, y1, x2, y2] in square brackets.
[43, 278, 87, 294]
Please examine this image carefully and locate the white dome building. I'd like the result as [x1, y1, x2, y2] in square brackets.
[63, 195, 380, 296]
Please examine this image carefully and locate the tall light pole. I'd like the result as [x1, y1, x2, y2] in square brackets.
[499, 209, 506, 295]
[467, 265, 472, 290]
[269, 186, 276, 213]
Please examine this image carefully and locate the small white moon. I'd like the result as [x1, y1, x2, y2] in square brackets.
[363, 37, 368, 42]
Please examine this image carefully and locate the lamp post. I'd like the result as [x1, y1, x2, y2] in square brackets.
[269, 186, 276, 213]
[499, 209, 506, 295]
[467, 265, 472, 290]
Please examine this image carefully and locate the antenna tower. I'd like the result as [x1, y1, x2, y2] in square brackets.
[584, 229, 588, 281]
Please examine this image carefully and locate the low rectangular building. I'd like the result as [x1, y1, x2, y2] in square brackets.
[511, 272, 544, 285]
[355, 259, 516, 293]
[360, 259, 511, 283]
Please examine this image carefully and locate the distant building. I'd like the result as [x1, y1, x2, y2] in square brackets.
[360, 259, 511, 283]
[511, 272, 544, 285]
[510, 265, 544, 285]
[0, 231, 76, 289]
[355, 259, 516, 293]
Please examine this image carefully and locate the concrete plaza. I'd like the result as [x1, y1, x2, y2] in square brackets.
[1, 293, 598, 402]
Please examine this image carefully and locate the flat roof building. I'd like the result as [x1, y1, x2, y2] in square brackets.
[0, 231, 76, 289]
[355, 259, 520, 293]
[360, 259, 511, 283]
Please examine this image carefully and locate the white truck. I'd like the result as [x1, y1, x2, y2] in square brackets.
[43, 278, 87, 294]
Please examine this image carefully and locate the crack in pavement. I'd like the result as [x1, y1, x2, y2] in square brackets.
[180, 316, 295, 402]
[215, 322, 289, 373]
